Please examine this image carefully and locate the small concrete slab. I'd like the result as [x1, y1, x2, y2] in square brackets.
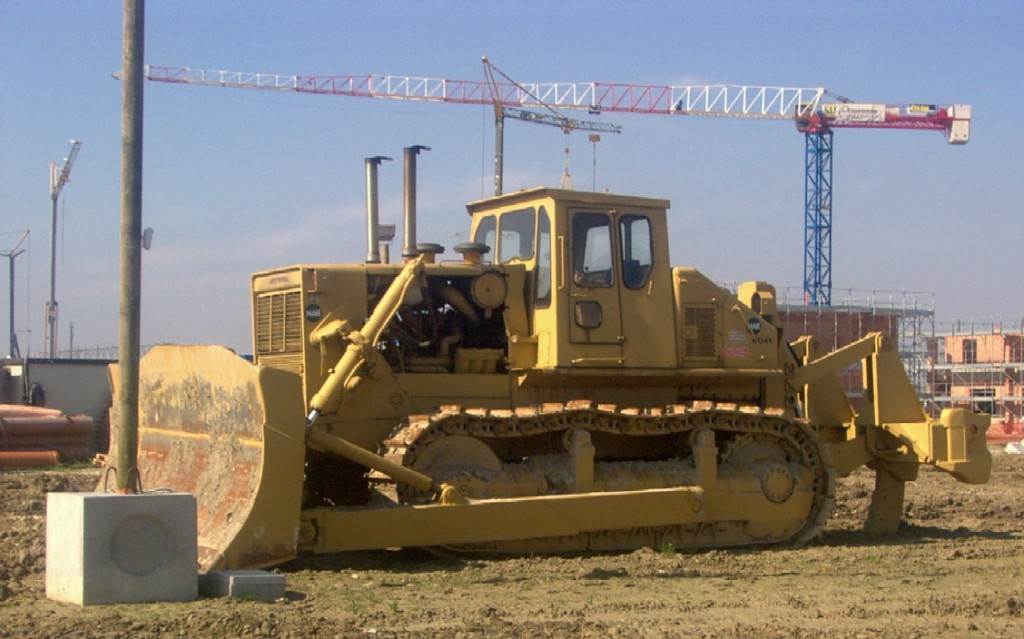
[46, 492, 198, 605]
[199, 570, 286, 602]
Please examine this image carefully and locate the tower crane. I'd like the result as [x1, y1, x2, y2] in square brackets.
[481, 56, 621, 196]
[46, 139, 82, 358]
[792, 101, 969, 305]
[141, 64, 969, 306]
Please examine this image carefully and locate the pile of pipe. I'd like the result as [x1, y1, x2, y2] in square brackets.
[0, 404, 94, 468]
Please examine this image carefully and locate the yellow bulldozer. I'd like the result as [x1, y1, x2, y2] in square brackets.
[110, 170, 991, 572]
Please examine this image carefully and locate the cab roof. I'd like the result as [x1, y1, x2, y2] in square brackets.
[465, 187, 671, 216]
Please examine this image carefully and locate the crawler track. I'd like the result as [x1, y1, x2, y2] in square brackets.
[382, 401, 836, 553]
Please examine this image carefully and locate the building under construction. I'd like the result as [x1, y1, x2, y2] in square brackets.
[776, 288, 936, 409]
[775, 288, 1024, 442]
[926, 320, 1024, 442]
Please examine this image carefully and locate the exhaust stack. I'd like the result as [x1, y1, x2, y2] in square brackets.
[364, 156, 392, 264]
[402, 145, 430, 260]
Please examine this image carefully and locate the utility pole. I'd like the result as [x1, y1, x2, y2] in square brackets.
[116, 0, 144, 493]
[46, 140, 82, 358]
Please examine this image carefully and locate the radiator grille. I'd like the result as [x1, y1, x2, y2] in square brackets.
[258, 353, 304, 376]
[683, 305, 718, 359]
[255, 291, 303, 355]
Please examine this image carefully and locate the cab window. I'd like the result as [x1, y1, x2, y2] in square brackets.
[535, 207, 551, 307]
[572, 212, 613, 288]
[472, 215, 496, 264]
[498, 208, 535, 264]
[619, 215, 653, 289]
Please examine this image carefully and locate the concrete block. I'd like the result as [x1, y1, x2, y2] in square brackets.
[46, 492, 198, 605]
[199, 570, 286, 602]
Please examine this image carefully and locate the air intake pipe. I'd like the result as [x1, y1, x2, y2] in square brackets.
[364, 155, 392, 264]
[402, 145, 430, 261]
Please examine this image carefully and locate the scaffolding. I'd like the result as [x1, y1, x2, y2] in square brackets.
[927, 317, 1024, 427]
[776, 287, 936, 406]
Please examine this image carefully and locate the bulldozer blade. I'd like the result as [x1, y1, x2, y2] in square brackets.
[106, 345, 306, 572]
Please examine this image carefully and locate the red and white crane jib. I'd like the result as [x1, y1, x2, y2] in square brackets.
[556, 83, 827, 119]
[143, 65, 969, 143]
[142, 66, 826, 119]
[145, 65, 492, 105]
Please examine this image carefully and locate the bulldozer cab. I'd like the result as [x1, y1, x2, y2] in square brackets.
[467, 188, 676, 370]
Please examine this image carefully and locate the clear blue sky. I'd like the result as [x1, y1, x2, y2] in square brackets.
[2, 1, 1021, 356]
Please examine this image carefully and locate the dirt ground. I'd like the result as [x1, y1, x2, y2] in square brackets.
[1, 450, 1022, 639]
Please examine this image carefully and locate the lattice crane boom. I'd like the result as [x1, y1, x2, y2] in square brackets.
[143, 65, 826, 118]
[499, 106, 621, 133]
[145, 65, 968, 137]
[49, 139, 82, 201]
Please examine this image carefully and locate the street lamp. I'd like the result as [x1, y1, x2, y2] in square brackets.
[1, 230, 29, 358]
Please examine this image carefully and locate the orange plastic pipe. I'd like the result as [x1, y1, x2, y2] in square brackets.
[0, 450, 60, 468]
